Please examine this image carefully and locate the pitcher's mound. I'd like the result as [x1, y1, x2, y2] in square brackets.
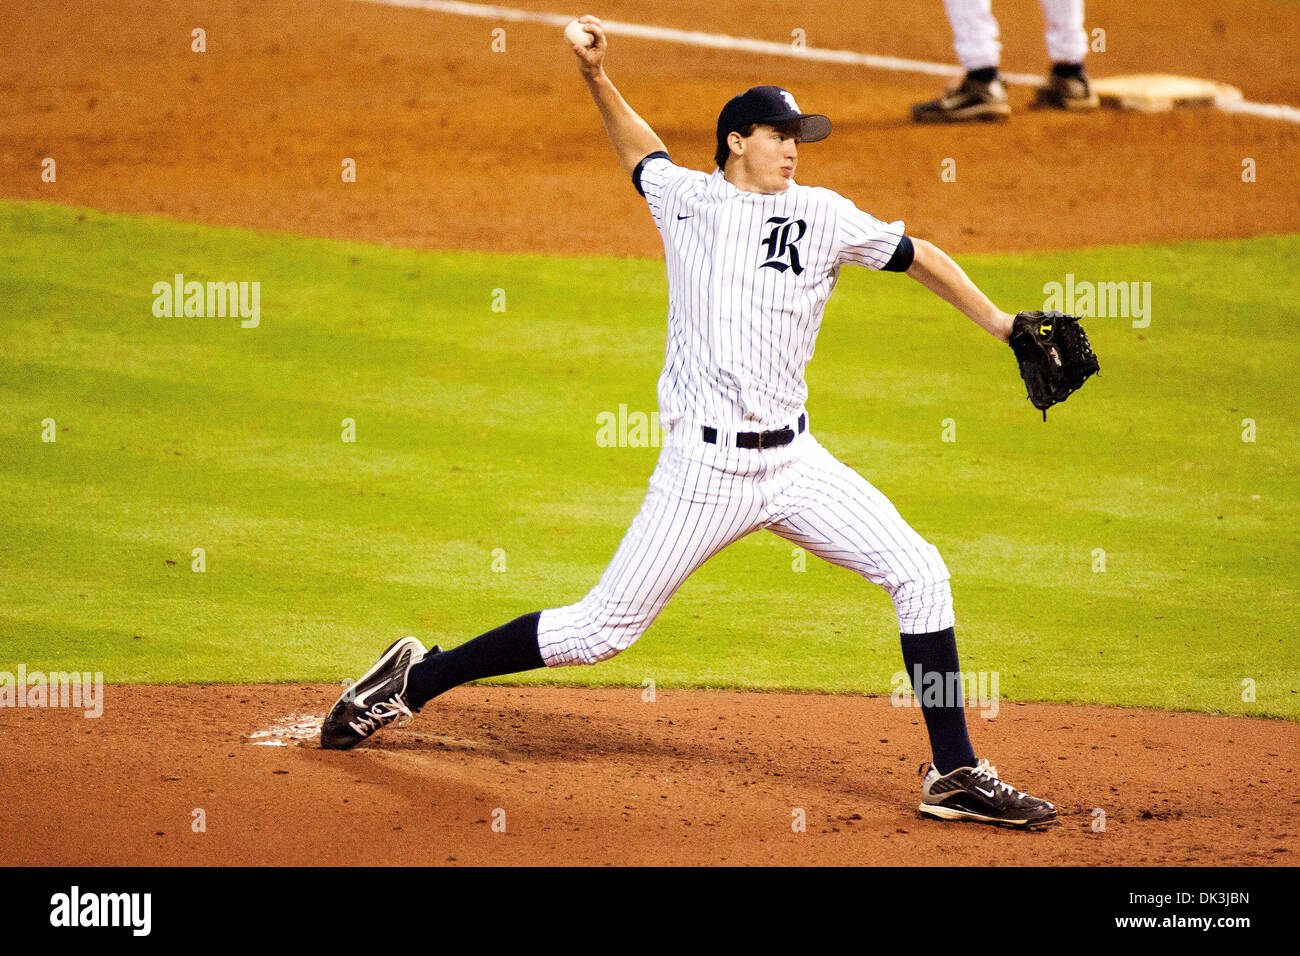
[1, 684, 1296, 866]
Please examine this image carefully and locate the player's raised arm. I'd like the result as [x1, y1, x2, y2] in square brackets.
[570, 15, 667, 176]
[905, 238, 1016, 342]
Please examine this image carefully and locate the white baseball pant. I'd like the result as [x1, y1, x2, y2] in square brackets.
[943, 0, 1089, 72]
[537, 424, 954, 667]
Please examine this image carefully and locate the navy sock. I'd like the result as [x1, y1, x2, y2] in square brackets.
[899, 627, 977, 774]
[406, 611, 545, 710]
[967, 67, 999, 84]
[1052, 61, 1084, 79]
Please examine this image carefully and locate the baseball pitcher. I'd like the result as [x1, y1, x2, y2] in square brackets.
[322, 15, 1098, 828]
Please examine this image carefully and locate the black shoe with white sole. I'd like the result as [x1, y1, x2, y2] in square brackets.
[320, 637, 439, 750]
[912, 75, 1011, 123]
[918, 758, 1058, 828]
[1035, 68, 1100, 110]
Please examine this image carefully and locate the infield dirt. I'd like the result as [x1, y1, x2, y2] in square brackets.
[3, 684, 1296, 866]
[2, 0, 1298, 257]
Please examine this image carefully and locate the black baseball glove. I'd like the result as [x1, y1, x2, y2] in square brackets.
[1008, 310, 1099, 420]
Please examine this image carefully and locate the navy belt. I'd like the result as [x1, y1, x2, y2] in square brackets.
[702, 413, 806, 450]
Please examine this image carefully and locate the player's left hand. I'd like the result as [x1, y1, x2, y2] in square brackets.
[1008, 310, 1099, 420]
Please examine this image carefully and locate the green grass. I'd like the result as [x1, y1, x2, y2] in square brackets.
[1, 200, 1296, 718]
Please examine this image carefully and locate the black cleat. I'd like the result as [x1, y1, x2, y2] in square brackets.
[918, 759, 1058, 828]
[913, 75, 1011, 123]
[1035, 68, 1100, 110]
[320, 637, 438, 750]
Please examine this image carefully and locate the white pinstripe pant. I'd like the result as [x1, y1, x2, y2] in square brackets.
[538, 426, 954, 667]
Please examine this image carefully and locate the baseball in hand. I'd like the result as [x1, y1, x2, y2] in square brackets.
[564, 20, 593, 48]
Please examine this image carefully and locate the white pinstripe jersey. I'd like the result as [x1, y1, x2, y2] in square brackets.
[636, 154, 905, 433]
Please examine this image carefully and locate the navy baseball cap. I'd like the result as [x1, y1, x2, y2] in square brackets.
[716, 86, 832, 152]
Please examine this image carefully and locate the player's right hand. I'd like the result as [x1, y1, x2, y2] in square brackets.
[573, 15, 607, 77]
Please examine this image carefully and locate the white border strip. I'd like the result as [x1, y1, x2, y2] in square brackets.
[1218, 98, 1300, 124]
[346, 0, 1030, 81]
[349, 0, 1300, 123]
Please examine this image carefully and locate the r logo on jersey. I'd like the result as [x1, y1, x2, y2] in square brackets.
[759, 216, 807, 275]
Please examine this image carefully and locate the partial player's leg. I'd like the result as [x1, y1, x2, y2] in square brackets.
[764, 437, 955, 636]
[322, 442, 766, 748]
[944, 0, 1002, 74]
[1039, 0, 1089, 67]
[913, 0, 1010, 122]
[764, 440, 973, 767]
[534, 442, 768, 666]
[765, 438, 1056, 826]
[1035, 0, 1099, 109]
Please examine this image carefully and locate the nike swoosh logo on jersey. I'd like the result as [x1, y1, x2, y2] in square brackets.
[676, 214, 692, 220]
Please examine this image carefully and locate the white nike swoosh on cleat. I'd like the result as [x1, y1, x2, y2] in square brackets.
[349, 639, 422, 707]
